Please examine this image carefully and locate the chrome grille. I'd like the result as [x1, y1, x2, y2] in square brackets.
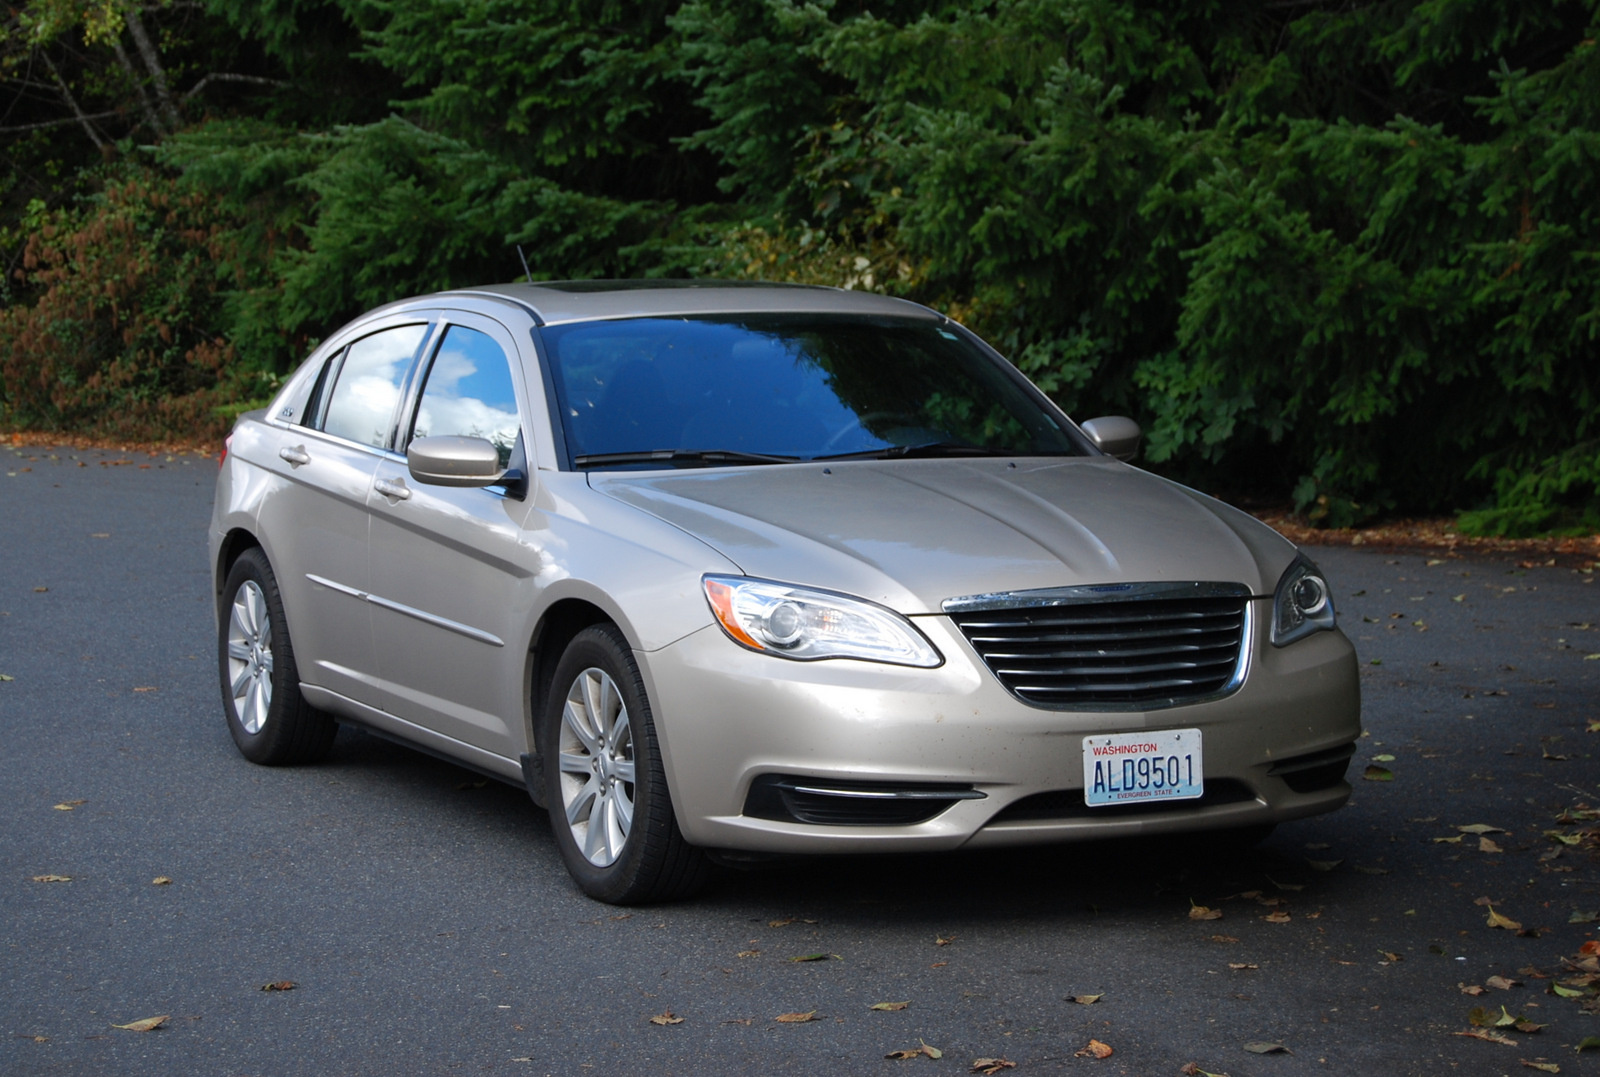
[945, 582, 1251, 710]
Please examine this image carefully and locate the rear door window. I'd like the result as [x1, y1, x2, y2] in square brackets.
[321, 324, 429, 449]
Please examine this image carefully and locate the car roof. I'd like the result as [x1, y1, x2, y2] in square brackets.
[439, 280, 944, 327]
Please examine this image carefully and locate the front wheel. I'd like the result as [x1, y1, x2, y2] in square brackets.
[541, 624, 707, 904]
[217, 547, 336, 765]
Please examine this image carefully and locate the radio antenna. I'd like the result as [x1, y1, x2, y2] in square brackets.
[516, 245, 534, 284]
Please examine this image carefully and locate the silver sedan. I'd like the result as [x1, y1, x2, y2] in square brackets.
[211, 282, 1360, 903]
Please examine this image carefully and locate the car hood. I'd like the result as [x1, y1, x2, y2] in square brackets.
[588, 458, 1297, 615]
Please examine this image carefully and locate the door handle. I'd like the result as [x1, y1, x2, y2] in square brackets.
[278, 445, 310, 467]
[374, 477, 412, 501]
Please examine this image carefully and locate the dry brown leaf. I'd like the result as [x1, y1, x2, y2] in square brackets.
[1461, 984, 1487, 996]
[1455, 1029, 1516, 1046]
[151, 876, 172, 886]
[259, 981, 296, 992]
[768, 918, 795, 927]
[886, 1041, 941, 1061]
[774, 1010, 818, 1023]
[1074, 1039, 1113, 1059]
[1067, 993, 1103, 1004]
[936, 934, 956, 946]
[1228, 963, 1259, 971]
[648, 1012, 684, 1026]
[132, 686, 157, 693]
[1189, 903, 1223, 921]
[1210, 934, 1240, 943]
[870, 1001, 909, 1011]
[1480, 837, 1505, 854]
[736, 950, 759, 958]
[970, 1059, 1015, 1074]
[112, 1015, 169, 1032]
[1307, 859, 1343, 871]
[1487, 975, 1522, 991]
[1519, 1062, 1560, 1073]
[1487, 907, 1523, 931]
[31, 874, 71, 883]
[52, 800, 85, 811]
[1459, 823, 1508, 835]
[1179, 1065, 1231, 1077]
[1263, 910, 1291, 924]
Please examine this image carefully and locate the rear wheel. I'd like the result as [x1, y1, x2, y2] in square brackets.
[218, 548, 336, 765]
[541, 624, 707, 904]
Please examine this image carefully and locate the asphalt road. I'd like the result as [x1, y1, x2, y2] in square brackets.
[2, 442, 1597, 1077]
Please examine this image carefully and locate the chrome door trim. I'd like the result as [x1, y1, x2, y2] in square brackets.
[305, 573, 505, 648]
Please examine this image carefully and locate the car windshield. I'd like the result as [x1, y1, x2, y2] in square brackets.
[541, 314, 1086, 468]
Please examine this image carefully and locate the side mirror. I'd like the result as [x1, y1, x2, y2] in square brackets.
[1080, 416, 1141, 461]
[407, 435, 505, 487]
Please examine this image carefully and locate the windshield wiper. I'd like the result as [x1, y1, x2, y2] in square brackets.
[573, 449, 802, 469]
[814, 441, 1017, 462]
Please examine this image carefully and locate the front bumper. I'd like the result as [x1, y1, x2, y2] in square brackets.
[639, 601, 1362, 853]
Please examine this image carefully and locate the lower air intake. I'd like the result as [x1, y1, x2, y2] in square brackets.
[744, 774, 984, 827]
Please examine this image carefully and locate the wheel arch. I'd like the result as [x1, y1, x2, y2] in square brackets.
[216, 528, 263, 604]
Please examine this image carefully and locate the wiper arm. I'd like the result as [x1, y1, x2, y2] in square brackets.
[573, 449, 802, 468]
[814, 441, 1015, 462]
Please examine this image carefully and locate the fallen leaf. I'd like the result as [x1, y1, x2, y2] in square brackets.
[1380, 951, 1403, 963]
[1189, 903, 1223, 921]
[259, 981, 295, 992]
[1520, 1061, 1560, 1073]
[1576, 1036, 1600, 1051]
[52, 800, 85, 811]
[1550, 983, 1585, 999]
[151, 876, 172, 886]
[936, 934, 956, 946]
[1242, 1042, 1290, 1054]
[870, 1001, 909, 1011]
[1263, 910, 1291, 924]
[1210, 935, 1240, 943]
[1487, 907, 1523, 931]
[1457, 1029, 1517, 1045]
[1487, 975, 1522, 991]
[1228, 963, 1259, 971]
[1462, 984, 1487, 996]
[1581, 941, 1600, 956]
[31, 874, 71, 883]
[1352, 865, 1391, 875]
[1373, 753, 1396, 762]
[970, 1059, 1015, 1074]
[648, 1012, 684, 1026]
[1307, 859, 1343, 871]
[132, 686, 157, 693]
[775, 1011, 818, 1023]
[1480, 837, 1505, 854]
[1179, 1066, 1231, 1077]
[1067, 993, 1103, 1004]
[886, 1041, 942, 1060]
[1458, 823, 1508, 835]
[0, 674, 14, 682]
[788, 953, 836, 962]
[112, 1015, 168, 1032]
[1435, 835, 1465, 844]
[1363, 765, 1394, 781]
[1074, 1039, 1113, 1059]
[768, 918, 795, 927]
[736, 950, 759, 958]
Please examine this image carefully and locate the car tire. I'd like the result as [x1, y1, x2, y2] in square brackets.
[541, 624, 707, 904]
[218, 547, 336, 765]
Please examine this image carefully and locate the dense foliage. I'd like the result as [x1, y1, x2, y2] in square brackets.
[1, 0, 1596, 534]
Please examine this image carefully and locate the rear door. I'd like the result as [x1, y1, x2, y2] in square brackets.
[258, 317, 434, 705]
[365, 311, 538, 760]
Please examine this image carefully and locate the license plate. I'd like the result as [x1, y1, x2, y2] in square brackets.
[1082, 729, 1203, 807]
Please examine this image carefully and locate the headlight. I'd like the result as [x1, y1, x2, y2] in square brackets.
[1271, 554, 1336, 647]
[702, 576, 942, 667]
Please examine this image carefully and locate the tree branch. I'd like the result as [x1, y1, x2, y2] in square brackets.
[41, 51, 107, 149]
[123, 8, 181, 131]
[181, 73, 288, 101]
[111, 36, 166, 134]
[0, 109, 125, 135]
